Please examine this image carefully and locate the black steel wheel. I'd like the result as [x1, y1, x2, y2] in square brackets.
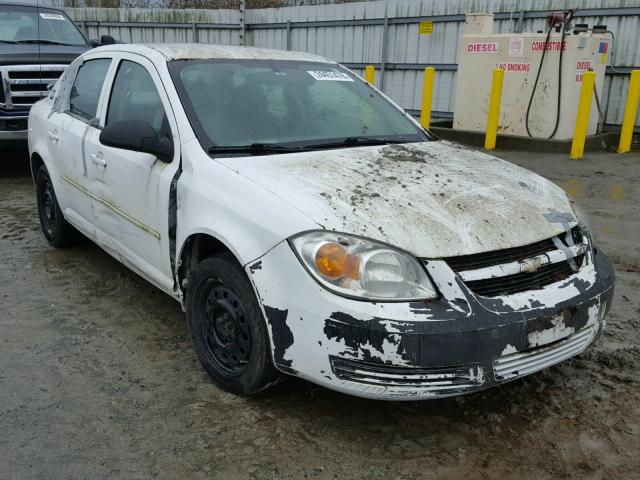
[35, 165, 80, 247]
[200, 283, 252, 376]
[186, 253, 282, 394]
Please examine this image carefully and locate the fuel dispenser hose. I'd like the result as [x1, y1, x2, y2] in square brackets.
[524, 21, 568, 139]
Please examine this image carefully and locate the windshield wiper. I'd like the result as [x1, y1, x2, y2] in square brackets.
[0, 40, 18, 44]
[15, 39, 82, 46]
[208, 143, 300, 155]
[305, 136, 411, 150]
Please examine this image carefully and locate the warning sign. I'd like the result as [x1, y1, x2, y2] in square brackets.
[498, 62, 531, 73]
[508, 36, 523, 57]
[575, 60, 593, 83]
[531, 40, 566, 51]
[419, 21, 433, 34]
[576, 61, 593, 70]
[467, 42, 498, 53]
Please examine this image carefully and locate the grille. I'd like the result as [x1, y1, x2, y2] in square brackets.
[493, 325, 595, 381]
[464, 256, 581, 297]
[8, 70, 62, 79]
[330, 356, 484, 393]
[0, 65, 65, 110]
[440, 227, 585, 297]
[443, 236, 557, 272]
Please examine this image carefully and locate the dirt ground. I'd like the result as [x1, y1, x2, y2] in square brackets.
[1, 143, 639, 480]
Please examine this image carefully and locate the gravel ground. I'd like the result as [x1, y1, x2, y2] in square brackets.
[1, 144, 639, 480]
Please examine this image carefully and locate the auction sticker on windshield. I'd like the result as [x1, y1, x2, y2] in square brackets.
[307, 71, 354, 81]
[40, 13, 66, 20]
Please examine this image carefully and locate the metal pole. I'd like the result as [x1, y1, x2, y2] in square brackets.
[286, 20, 291, 50]
[570, 71, 596, 159]
[420, 67, 435, 129]
[379, 11, 389, 91]
[365, 65, 375, 85]
[618, 70, 640, 153]
[239, 0, 246, 46]
[516, 10, 524, 33]
[485, 68, 504, 150]
[192, 22, 198, 43]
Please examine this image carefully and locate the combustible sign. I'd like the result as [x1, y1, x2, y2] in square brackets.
[467, 42, 498, 53]
[498, 62, 531, 73]
[419, 21, 433, 34]
[531, 41, 566, 51]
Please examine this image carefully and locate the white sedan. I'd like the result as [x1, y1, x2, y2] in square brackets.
[28, 44, 614, 400]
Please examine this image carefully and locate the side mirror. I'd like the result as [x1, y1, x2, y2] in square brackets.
[100, 34, 117, 45]
[99, 121, 173, 163]
[89, 39, 102, 48]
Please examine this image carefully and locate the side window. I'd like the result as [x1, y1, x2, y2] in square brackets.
[106, 60, 170, 136]
[68, 59, 110, 121]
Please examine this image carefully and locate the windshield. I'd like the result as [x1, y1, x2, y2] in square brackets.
[0, 5, 87, 46]
[169, 59, 431, 153]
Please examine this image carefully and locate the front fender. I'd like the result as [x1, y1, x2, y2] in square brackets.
[176, 140, 318, 267]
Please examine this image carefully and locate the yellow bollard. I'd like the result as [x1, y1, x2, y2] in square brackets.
[618, 69, 640, 153]
[484, 68, 504, 150]
[365, 65, 375, 85]
[570, 71, 596, 160]
[420, 67, 435, 129]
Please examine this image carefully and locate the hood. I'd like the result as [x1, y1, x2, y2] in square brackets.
[217, 141, 577, 258]
[0, 43, 88, 66]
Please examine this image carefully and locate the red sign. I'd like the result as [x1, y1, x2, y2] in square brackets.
[531, 41, 566, 51]
[467, 42, 498, 53]
[498, 62, 531, 72]
[576, 61, 592, 71]
[575, 61, 593, 82]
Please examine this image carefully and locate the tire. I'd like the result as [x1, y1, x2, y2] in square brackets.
[35, 165, 81, 247]
[186, 253, 282, 395]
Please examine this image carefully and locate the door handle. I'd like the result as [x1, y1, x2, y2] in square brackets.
[90, 152, 107, 167]
[48, 130, 59, 143]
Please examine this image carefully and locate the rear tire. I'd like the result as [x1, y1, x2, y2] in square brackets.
[35, 165, 81, 247]
[186, 253, 282, 395]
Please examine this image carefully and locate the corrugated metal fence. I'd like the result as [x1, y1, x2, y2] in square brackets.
[66, 0, 640, 128]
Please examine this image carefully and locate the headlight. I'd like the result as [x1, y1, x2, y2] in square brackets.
[289, 231, 437, 301]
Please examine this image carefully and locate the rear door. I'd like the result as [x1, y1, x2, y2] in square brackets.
[49, 55, 112, 233]
[85, 53, 181, 292]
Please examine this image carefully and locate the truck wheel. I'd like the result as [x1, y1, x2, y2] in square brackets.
[186, 253, 282, 395]
[35, 165, 80, 247]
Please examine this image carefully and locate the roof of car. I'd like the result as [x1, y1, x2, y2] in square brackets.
[100, 43, 334, 64]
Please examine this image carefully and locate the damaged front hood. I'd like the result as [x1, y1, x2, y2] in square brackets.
[217, 141, 576, 258]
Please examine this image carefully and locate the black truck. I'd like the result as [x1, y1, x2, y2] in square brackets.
[0, 0, 113, 142]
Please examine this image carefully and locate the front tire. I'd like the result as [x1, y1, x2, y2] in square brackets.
[186, 253, 282, 395]
[35, 165, 80, 247]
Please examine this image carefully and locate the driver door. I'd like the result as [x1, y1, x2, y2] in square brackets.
[85, 54, 181, 293]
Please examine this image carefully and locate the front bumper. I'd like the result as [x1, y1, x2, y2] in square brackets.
[248, 242, 614, 400]
[0, 110, 28, 140]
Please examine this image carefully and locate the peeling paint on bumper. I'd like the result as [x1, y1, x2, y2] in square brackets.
[248, 241, 614, 400]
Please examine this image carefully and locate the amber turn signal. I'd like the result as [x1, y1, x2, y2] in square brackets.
[315, 242, 361, 280]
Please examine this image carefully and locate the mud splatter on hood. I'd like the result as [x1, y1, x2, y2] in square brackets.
[217, 141, 576, 258]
